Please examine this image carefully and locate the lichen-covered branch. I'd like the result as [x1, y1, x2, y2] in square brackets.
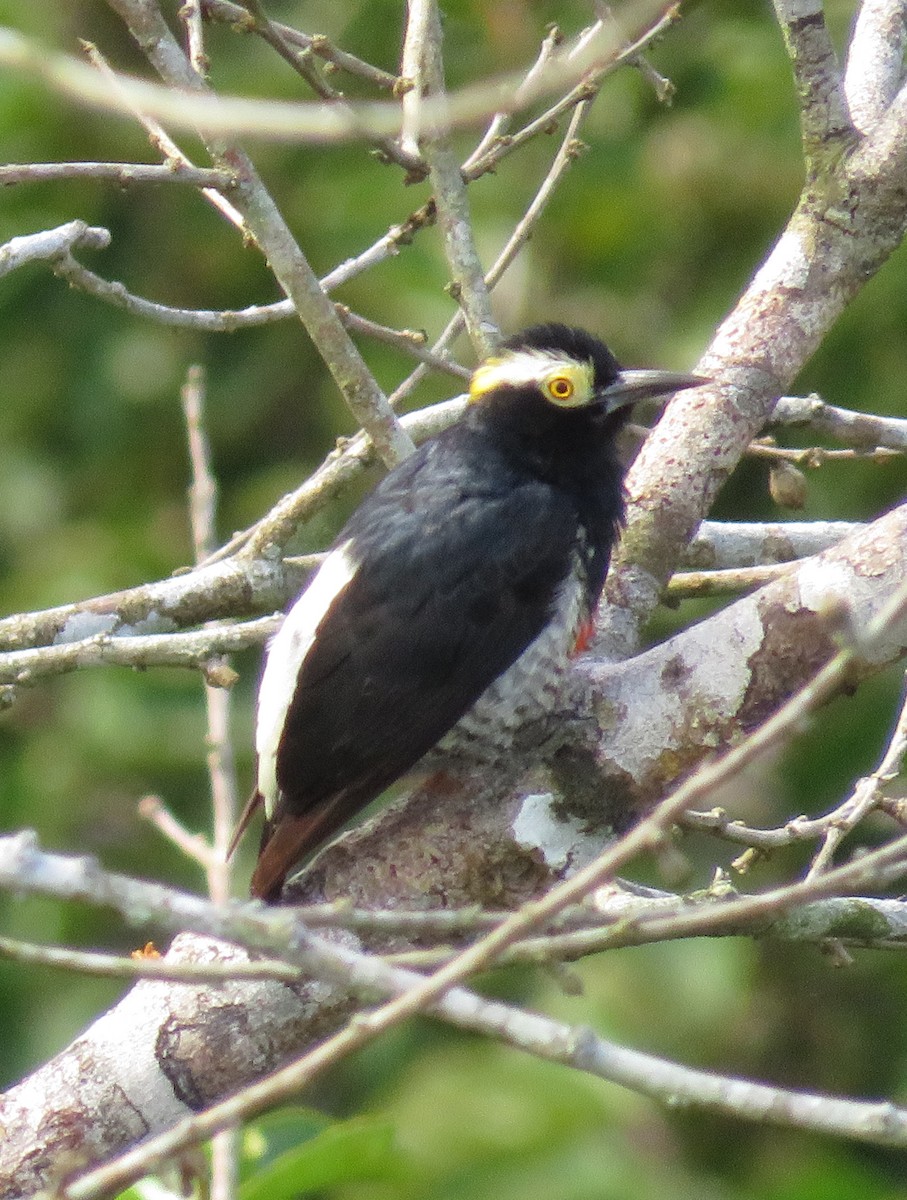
[600, 22, 907, 657]
[844, 0, 907, 133]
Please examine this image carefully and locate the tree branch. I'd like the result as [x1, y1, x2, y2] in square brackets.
[0, 4, 676, 143]
[0, 161, 228, 186]
[105, 0, 414, 468]
[402, 0, 498, 355]
[844, 0, 907, 133]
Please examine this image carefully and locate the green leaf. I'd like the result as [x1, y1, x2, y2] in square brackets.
[239, 1115, 404, 1200]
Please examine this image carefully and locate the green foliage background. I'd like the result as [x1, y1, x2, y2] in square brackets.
[1, 2, 907, 1197]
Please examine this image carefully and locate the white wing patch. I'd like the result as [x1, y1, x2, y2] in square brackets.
[255, 539, 358, 816]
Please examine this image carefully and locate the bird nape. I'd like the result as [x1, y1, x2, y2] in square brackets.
[233, 324, 702, 901]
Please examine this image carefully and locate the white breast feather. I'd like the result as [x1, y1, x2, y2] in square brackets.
[255, 539, 357, 816]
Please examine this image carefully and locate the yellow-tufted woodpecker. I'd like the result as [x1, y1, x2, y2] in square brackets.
[235, 324, 702, 900]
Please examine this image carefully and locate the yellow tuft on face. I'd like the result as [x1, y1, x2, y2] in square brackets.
[469, 348, 595, 409]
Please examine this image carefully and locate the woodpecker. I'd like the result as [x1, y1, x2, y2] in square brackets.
[238, 324, 701, 900]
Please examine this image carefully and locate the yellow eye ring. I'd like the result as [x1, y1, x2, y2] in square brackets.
[547, 376, 575, 402]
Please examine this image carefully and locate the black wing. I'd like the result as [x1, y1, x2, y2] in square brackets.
[253, 430, 579, 896]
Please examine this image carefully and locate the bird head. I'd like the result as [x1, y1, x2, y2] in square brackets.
[469, 324, 703, 426]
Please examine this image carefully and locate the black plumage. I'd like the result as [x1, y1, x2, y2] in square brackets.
[238, 325, 701, 899]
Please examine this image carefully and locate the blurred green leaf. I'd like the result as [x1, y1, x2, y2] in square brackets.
[239, 1112, 405, 1199]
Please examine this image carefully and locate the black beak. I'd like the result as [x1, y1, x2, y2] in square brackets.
[599, 369, 707, 414]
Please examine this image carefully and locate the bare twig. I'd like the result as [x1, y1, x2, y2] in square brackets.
[477, 98, 594, 313]
[105, 0, 414, 469]
[771, 392, 907, 450]
[388, 94, 603, 409]
[180, 0, 208, 76]
[0, 619, 278, 689]
[180, 363, 239, 1196]
[179, 366, 238, 900]
[459, 4, 678, 183]
[667, 563, 794, 599]
[338, 309, 470, 378]
[181, 366, 217, 564]
[749, 438, 900, 465]
[51, 243, 467, 377]
[0, 4, 674, 143]
[401, 0, 498, 355]
[202, 0, 400, 90]
[318, 200, 437, 291]
[139, 795, 218, 871]
[230, 0, 424, 175]
[379, 0, 674, 405]
[0, 933, 297, 983]
[806, 671, 907, 878]
[53, 252, 293, 328]
[0, 161, 228, 187]
[82, 39, 245, 230]
[0, 221, 110, 279]
[460, 24, 562, 173]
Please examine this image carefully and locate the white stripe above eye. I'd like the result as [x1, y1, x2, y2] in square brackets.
[470, 349, 593, 399]
[255, 539, 358, 817]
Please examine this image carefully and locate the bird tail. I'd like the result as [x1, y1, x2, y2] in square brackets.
[226, 789, 264, 860]
[250, 793, 357, 901]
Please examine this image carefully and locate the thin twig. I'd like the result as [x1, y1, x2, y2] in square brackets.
[0, 221, 110, 279]
[772, 392, 907, 451]
[51, 248, 466, 376]
[748, 439, 900, 465]
[402, 0, 498, 355]
[6, 887, 907, 989]
[389, 93, 602, 410]
[82, 39, 245, 230]
[667, 563, 795, 598]
[0, 619, 278, 688]
[0, 4, 675, 143]
[460, 24, 562, 174]
[230, 0, 424, 175]
[0, 161, 228, 187]
[105, 0, 415, 470]
[182, 366, 217, 564]
[181, 0, 209, 76]
[139, 795, 217, 871]
[684, 675, 907, 871]
[180, 363, 239, 1197]
[0, 933, 297, 982]
[202, 0, 400, 90]
[807, 670, 907, 878]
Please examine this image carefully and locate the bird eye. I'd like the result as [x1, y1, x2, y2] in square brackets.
[547, 376, 575, 402]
